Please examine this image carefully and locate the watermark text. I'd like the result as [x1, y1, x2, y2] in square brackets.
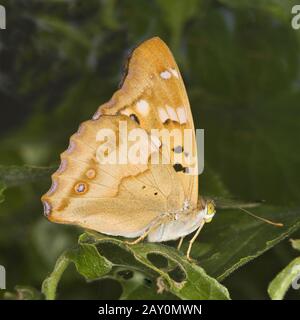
[0, 5, 6, 30]
[0, 265, 5, 289]
[292, 5, 300, 30]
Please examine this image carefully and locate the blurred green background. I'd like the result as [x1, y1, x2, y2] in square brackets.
[0, 0, 300, 299]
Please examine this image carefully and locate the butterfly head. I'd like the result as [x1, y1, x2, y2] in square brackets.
[203, 199, 216, 223]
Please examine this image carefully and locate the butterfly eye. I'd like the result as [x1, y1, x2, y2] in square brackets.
[207, 202, 216, 215]
[130, 114, 140, 125]
[74, 182, 88, 194]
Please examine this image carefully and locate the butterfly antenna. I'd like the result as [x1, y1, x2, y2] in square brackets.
[238, 207, 284, 227]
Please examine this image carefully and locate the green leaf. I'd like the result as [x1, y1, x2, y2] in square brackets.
[42, 251, 71, 300]
[268, 257, 300, 300]
[43, 204, 300, 300]
[290, 239, 300, 251]
[80, 233, 230, 300]
[43, 231, 230, 300]
[192, 206, 300, 280]
[67, 243, 112, 280]
[42, 242, 112, 300]
[268, 238, 300, 299]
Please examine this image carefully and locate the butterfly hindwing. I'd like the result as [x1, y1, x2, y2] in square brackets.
[42, 114, 185, 236]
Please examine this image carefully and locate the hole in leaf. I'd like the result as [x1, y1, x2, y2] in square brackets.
[117, 269, 133, 280]
[147, 253, 168, 269]
[144, 278, 152, 288]
[97, 243, 137, 265]
[168, 265, 186, 282]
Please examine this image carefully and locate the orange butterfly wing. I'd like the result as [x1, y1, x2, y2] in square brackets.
[41, 37, 198, 236]
[96, 37, 198, 207]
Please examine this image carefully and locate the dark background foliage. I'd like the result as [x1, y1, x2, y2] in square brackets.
[0, 0, 300, 299]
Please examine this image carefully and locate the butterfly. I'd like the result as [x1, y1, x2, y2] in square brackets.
[41, 37, 216, 261]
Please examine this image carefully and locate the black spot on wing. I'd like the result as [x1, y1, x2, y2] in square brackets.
[130, 114, 140, 125]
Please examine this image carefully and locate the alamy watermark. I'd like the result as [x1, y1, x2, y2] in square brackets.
[0, 5, 6, 30]
[292, 5, 300, 30]
[0, 265, 5, 289]
[76, 120, 204, 175]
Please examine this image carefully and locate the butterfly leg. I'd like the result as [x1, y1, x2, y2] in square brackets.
[124, 218, 166, 246]
[177, 236, 185, 250]
[124, 230, 151, 245]
[186, 220, 205, 261]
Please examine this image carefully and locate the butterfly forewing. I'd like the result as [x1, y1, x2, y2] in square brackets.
[98, 37, 198, 207]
